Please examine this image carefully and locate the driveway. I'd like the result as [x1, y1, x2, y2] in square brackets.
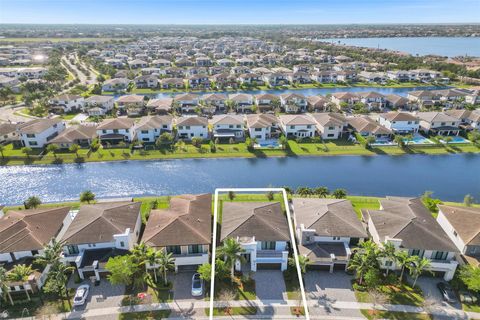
[253, 270, 286, 301]
[304, 271, 364, 318]
[170, 271, 205, 318]
[70, 279, 125, 311]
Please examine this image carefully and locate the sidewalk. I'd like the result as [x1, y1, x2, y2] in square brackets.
[18, 298, 477, 319]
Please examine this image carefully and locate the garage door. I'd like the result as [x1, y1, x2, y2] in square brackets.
[257, 263, 281, 270]
[177, 265, 199, 272]
[333, 263, 347, 271]
[307, 264, 331, 271]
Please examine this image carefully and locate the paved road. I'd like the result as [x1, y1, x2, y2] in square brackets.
[0, 104, 34, 123]
[62, 53, 97, 86]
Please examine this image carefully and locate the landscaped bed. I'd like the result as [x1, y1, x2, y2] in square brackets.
[118, 310, 171, 319]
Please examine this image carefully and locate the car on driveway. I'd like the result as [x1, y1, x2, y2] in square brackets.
[73, 284, 90, 306]
[437, 282, 457, 303]
[191, 273, 203, 296]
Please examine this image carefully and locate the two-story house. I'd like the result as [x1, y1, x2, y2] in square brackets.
[116, 95, 145, 116]
[135, 115, 174, 143]
[363, 197, 459, 281]
[310, 112, 346, 139]
[417, 112, 461, 136]
[210, 115, 245, 141]
[146, 98, 173, 114]
[437, 205, 480, 266]
[378, 112, 420, 134]
[102, 78, 130, 92]
[348, 116, 393, 140]
[246, 114, 279, 141]
[229, 93, 254, 113]
[61, 202, 142, 281]
[18, 118, 66, 148]
[293, 198, 368, 272]
[84, 95, 115, 116]
[175, 93, 200, 113]
[96, 118, 136, 144]
[445, 109, 480, 132]
[278, 114, 316, 139]
[176, 116, 208, 140]
[221, 202, 290, 271]
[201, 93, 227, 113]
[254, 93, 278, 112]
[280, 93, 308, 113]
[142, 194, 211, 272]
[48, 94, 85, 114]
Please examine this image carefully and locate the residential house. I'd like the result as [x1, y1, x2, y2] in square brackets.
[188, 74, 210, 89]
[175, 93, 200, 113]
[210, 114, 245, 141]
[311, 71, 338, 83]
[417, 112, 461, 136]
[363, 197, 459, 281]
[436, 205, 480, 266]
[142, 194, 212, 272]
[49, 125, 97, 148]
[445, 109, 480, 131]
[254, 93, 278, 112]
[102, 78, 130, 92]
[263, 72, 289, 86]
[18, 118, 66, 148]
[347, 116, 392, 140]
[201, 93, 227, 113]
[135, 115, 173, 143]
[84, 95, 115, 116]
[278, 114, 316, 138]
[229, 93, 254, 113]
[96, 118, 136, 144]
[288, 71, 311, 84]
[410, 69, 441, 82]
[293, 198, 368, 272]
[358, 71, 387, 83]
[128, 59, 148, 69]
[238, 73, 264, 86]
[357, 92, 387, 111]
[387, 70, 412, 82]
[134, 75, 159, 89]
[61, 202, 142, 280]
[221, 202, 290, 271]
[331, 92, 360, 110]
[378, 112, 420, 134]
[116, 95, 146, 116]
[47, 94, 84, 114]
[385, 94, 411, 110]
[160, 78, 185, 89]
[307, 96, 330, 112]
[310, 112, 346, 139]
[146, 98, 173, 114]
[176, 116, 208, 140]
[246, 113, 279, 141]
[0, 122, 20, 145]
[280, 93, 308, 113]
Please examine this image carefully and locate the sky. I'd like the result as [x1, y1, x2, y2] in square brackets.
[0, 0, 479, 25]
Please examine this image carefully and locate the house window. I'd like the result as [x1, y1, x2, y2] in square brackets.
[385, 260, 393, 267]
[178, 126, 183, 130]
[120, 241, 125, 247]
[67, 245, 79, 255]
[31, 250, 39, 256]
[410, 249, 424, 258]
[166, 245, 181, 254]
[333, 237, 341, 241]
[162, 125, 168, 129]
[229, 125, 234, 128]
[26, 134, 35, 138]
[29, 141, 38, 146]
[307, 125, 311, 129]
[103, 130, 107, 134]
[432, 251, 448, 261]
[261, 241, 276, 250]
[141, 130, 148, 134]
[186, 126, 190, 130]
[188, 244, 201, 254]
[254, 128, 262, 132]
[290, 125, 295, 129]
[328, 126, 335, 130]
[113, 129, 119, 134]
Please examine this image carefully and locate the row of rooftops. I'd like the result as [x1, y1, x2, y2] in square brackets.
[2, 195, 477, 257]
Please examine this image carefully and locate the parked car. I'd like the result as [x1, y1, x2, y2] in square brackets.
[73, 284, 90, 306]
[459, 290, 477, 304]
[437, 282, 457, 303]
[191, 273, 203, 296]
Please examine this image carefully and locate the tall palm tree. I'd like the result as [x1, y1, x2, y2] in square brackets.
[349, 240, 380, 284]
[218, 238, 246, 281]
[0, 266, 14, 305]
[381, 242, 397, 276]
[289, 256, 310, 274]
[348, 251, 371, 285]
[35, 238, 64, 267]
[7, 264, 35, 301]
[395, 250, 414, 282]
[146, 249, 163, 283]
[131, 242, 150, 269]
[157, 251, 175, 286]
[408, 256, 431, 287]
[49, 262, 75, 306]
[314, 187, 329, 198]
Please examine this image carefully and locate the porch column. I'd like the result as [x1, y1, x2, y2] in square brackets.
[329, 264, 334, 273]
[78, 269, 85, 280]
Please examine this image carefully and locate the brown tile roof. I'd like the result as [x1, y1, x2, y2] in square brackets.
[176, 116, 208, 126]
[348, 116, 392, 135]
[246, 114, 278, 128]
[210, 115, 244, 126]
[279, 114, 316, 126]
[136, 116, 173, 131]
[310, 112, 346, 127]
[142, 194, 212, 247]
[0, 207, 70, 253]
[438, 205, 480, 246]
[221, 202, 290, 242]
[18, 118, 63, 134]
[97, 118, 135, 130]
[116, 95, 145, 103]
[49, 125, 97, 144]
[380, 112, 418, 122]
[61, 202, 140, 245]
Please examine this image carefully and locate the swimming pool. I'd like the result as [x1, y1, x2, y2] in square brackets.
[440, 136, 471, 144]
[404, 134, 434, 145]
[255, 139, 281, 149]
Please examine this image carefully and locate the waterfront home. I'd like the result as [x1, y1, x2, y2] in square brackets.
[84, 95, 115, 116]
[288, 71, 312, 84]
[188, 74, 210, 89]
[280, 93, 308, 113]
[347, 116, 392, 140]
[254, 93, 278, 112]
[292, 198, 368, 272]
[310, 71, 338, 83]
[445, 109, 480, 131]
[0, 207, 72, 292]
[200, 93, 227, 113]
[436, 205, 480, 266]
[331, 92, 360, 109]
[307, 96, 329, 112]
[135, 115, 173, 143]
[409, 69, 441, 82]
[278, 114, 316, 139]
[96, 118, 136, 144]
[358, 71, 387, 83]
[175, 116, 208, 140]
[357, 92, 387, 111]
[229, 93, 254, 113]
[134, 75, 159, 89]
[160, 78, 185, 89]
[220, 202, 290, 271]
[128, 59, 148, 69]
[385, 94, 411, 110]
[407, 90, 439, 108]
[387, 70, 412, 82]
[210, 114, 245, 141]
[210, 73, 238, 89]
[310, 112, 347, 139]
[48, 94, 84, 114]
[246, 113, 279, 141]
[61, 202, 142, 281]
[142, 194, 211, 272]
[378, 112, 420, 134]
[363, 197, 459, 281]
[175, 93, 200, 113]
[416, 112, 461, 136]
[0, 122, 20, 145]
[435, 89, 468, 108]
[49, 125, 97, 148]
[18, 118, 66, 148]
[146, 98, 173, 114]
[263, 72, 289, 86]
[238, 73, 264, 86]
[102, 78, 130, 92]
[337, 70, 357, 82]
[116, 95, 145, 116]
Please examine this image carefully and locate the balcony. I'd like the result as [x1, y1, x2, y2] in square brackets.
[257, 250, 283, 258]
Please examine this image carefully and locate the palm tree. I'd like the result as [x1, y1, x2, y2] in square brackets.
[21, 146, 32, 159]
[408, 256, 431, 287]
[7, 264, 35, 301]
[146, 249, 163, 283]
[314, 187, 329, 198]
[49, 262, 75, 307]
[131, 242, 150, 270]
[349, 240, 380, 285]
[157, 251, 175, 286]
[381, 242, 397, 276]
[0, 266, 14, 305]
[218, 238, 246, 281]
[69, 143, 80, 158]
[46, 144, 59, 158]
[396, 250, 414, 282]
[0, 144, 5, 159]
[35, 238, 64, 267]
[289, 255, 310, 274]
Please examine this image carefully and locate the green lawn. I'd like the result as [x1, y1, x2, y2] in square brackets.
[348, 196, 381, 219]
[3, 291, 73, 318]
[360, 310, 432, 320]
[207, 306, 257, 316]
[354, 282, 425, 306]
[118, 310, 171, 320]
[213, 278, 256, 301]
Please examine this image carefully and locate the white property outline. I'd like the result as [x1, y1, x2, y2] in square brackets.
[209, 188, 310, 320]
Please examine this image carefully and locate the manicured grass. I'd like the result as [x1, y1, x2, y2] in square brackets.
[348, 196, 381, 220]
[118, 310, 171, 320]
[60, 113, 80, 120]
[3, 291, 73, 318]
[354, 282, 425, 306]
[213, 278, 257, 301]
[360, 310, 432, 320]
[207, 306, 257, 316]
[463, 302, 480, 313]
[283, 269, 302, 300]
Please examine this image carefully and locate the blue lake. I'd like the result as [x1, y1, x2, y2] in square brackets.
[321, 37, 480, 57]
[1, 154, 479, 205]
